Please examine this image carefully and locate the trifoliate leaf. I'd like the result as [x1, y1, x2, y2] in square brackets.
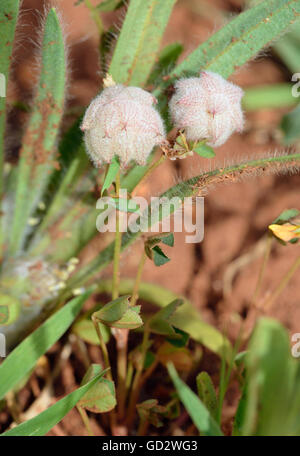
[153, 245, 170, 266]
[79, 364, 116, 413]
[93, 295, 130, 323]
[194, 142, 216, 158]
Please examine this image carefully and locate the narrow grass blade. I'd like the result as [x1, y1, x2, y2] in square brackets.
[167, 363, 223, 436]
[10, 8, 66, 254]
[1, 373, 104, 436]
[109, 0, 176, 86]
[0, 1, 20, 255]
[0, 291, 91, 400]
[237, 318, 300, 436]
[154, 0, 300, 98]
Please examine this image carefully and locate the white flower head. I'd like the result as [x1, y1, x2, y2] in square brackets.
[81, 84, 166, 167]
[169, 71, 244, 147]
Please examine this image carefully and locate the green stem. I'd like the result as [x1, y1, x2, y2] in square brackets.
[127, 324, 150, 427]
[112, 171, 121, 300]
[111, 171, 128, 421]
[130, 251, 147, 307]
[262, 255, 300, 310]
[92, 315, 117, 433]
[92, 316, 112, 381]
[77, 406, 94, 436]
[115, 327, 128, 421]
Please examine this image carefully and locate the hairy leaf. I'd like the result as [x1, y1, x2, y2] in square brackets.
[109, 0, 176, 86]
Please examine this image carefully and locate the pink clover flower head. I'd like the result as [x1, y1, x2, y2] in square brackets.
[169, 71, 244, 147]
[81, 85, 166, 167]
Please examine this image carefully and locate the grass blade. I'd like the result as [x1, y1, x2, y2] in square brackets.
[0, 1, 20, 256]
[237, 318, 300, 436]
[9, 8, 66, 255]
[1, 373, 105, 436]
[109, 0, 176, 86]
[154, 0, 300, 98]
[167, 363, 223, 436]
[0, 291, 91, 400]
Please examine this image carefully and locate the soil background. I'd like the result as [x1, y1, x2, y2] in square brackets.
[2, 0, 300, 436]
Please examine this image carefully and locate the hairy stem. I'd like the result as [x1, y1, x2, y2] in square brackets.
[66, 152, 300, 289]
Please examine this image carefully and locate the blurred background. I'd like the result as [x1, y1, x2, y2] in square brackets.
[4, 0, 300, 434]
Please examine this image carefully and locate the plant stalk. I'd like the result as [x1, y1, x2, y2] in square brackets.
[77, 406, 94, 436]
[127, 324, 150, 427]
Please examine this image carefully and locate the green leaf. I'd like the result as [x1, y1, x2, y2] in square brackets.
[144, 233, 174, 266]
[78, 364, 116, 413]
[196, 372, 218, 421]
[109, 0, 176, 86]
[272, 208, 299, 224]
[0, 1, 20, 249]
[97, 0, 124, 12]
[72, 318, 110, 345]
[111, 305, 143, 330]
[1, 373, 104, 436]
[151, 298, 184, 323]
[76, 279, 232, 359]
[149, 299, 183, 337]
[34, 116, 88, 234]
[153, 245, 170, 266]
[0, 291, 91, 400]
[93, 295, 130, 323]
[101, 156, 120, 196]
[167, 327, 189, 348]
[10, 8, 66, 254]
[161, 233, 175, 247]
[236, 318, 300, 436]
[167, 363, 223, 436]
[194, 143, 216, 158]
[154, 0, 300, 97]
[147, 42, 184, 85]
